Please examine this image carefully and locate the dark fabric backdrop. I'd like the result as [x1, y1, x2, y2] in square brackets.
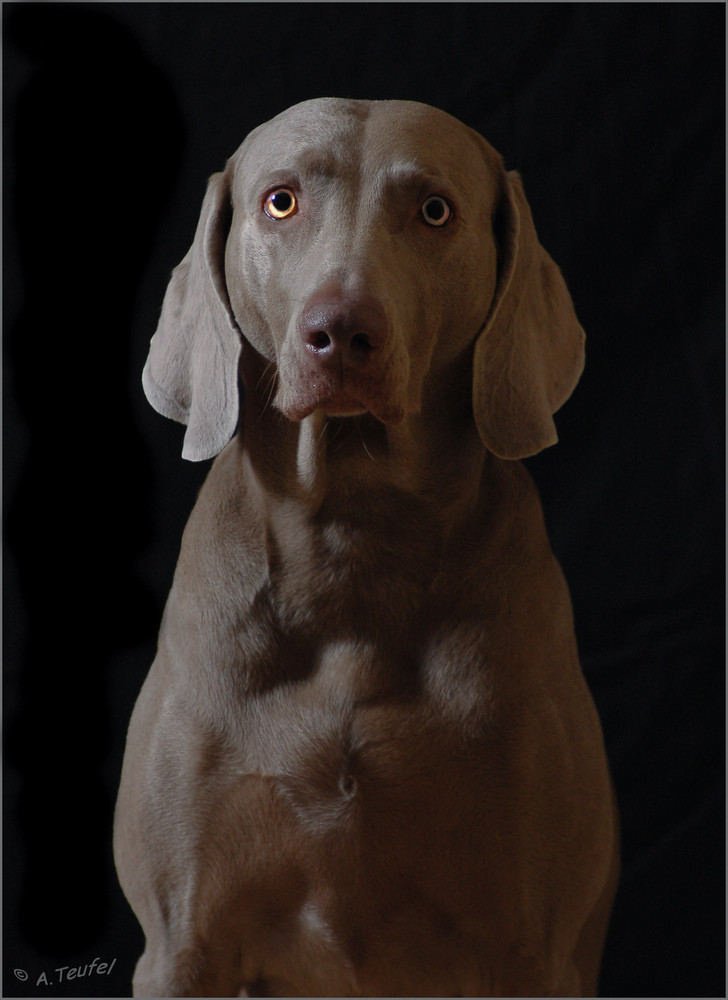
[3, 3, 724, 997]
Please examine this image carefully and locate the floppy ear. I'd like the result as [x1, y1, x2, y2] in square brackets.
[142, 170, 242, 461]
[473, 169, 585, 460]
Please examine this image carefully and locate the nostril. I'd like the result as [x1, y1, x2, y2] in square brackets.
[304, 330, 375, 359]
[351, 333, 371, 352]
[350, 332, 374, 359]
[307, 331, 333, 354]
[298, 290, 388, 369]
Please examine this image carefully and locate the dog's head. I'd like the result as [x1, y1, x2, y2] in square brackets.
[143, 98, 584, 461]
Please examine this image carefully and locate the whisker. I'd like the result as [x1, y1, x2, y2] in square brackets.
[255, 359, 276, 396]
[260, 361, 278, 411]
[318, 418, 330, 447]
[249, 359, 279, 427]
[328, 420, 343, 446]
[358, 420, 377, 463]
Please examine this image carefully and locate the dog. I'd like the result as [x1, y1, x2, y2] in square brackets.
[114, 98, 619, 997]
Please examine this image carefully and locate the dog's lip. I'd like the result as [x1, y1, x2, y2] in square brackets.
[321, 397, 407, 425]
[283, 395, 406, 425]
[275, 372, 408, 425]
[321, 396, 368, 417]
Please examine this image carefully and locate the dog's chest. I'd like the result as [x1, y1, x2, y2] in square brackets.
[224, 524, 502, 832]
[200, 640, 524, 995]
[223, 626, 502, 860]
[233, 626, 495, 797]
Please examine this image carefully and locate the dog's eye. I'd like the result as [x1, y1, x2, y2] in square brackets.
[421, 196, 452, 227]
[264, 188, 298, 220]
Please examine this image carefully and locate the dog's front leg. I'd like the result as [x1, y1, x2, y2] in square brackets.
[132, 937, 247, 999]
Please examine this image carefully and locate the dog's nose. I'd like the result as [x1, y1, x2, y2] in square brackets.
[298, 289, 388, 370]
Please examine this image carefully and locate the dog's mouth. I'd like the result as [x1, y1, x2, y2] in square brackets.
[320, 395, 369, 419]
[288, 394, 405, 426]
[275, 370, 407, 426]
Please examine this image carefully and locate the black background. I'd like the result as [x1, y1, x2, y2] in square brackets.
[3, 3, 724, 997]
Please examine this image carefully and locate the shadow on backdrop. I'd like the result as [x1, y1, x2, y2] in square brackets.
[5, 3, 183, 957]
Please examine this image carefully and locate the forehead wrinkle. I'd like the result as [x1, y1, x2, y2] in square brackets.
[381, 160, 435, 181]
[292, 146, 356, 182]
[240, 143, 362, 198]
[375, 160, 451, 192]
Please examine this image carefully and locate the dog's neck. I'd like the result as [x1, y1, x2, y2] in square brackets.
[236, 367, 497, 635]
[240, 346, 488, 520]
[241, 400, 489, 541]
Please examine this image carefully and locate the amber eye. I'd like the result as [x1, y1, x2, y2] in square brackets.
[264, 188, 297, 219]
[421, 195, 451, 227]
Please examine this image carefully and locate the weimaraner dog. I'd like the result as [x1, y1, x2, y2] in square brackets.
[114, 98, 618, 998]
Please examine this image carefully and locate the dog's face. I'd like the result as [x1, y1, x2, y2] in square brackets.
[143, 98, 585, 462]
[224, 99, 502, 427]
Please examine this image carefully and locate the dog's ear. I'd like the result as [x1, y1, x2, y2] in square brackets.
[473, 169, 585, 460]
[142, 170, 242, 461]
